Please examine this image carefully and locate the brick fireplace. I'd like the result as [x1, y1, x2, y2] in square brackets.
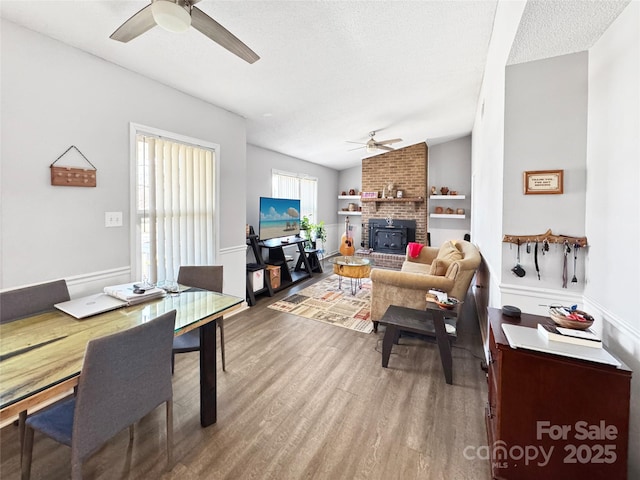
[368, 218, 416, 254]
[361, 142, 428, 248]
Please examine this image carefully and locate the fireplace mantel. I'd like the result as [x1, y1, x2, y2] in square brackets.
[361, 197, 425, 212]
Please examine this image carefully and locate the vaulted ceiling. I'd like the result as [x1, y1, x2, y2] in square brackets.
[0, 1, 630, 170]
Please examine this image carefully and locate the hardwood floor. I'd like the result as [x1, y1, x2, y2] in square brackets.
[0, 269, 490, 479]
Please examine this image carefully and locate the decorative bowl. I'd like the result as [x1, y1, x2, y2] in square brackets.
[435, 297, 460, 310]
[549, 307, 594, 330]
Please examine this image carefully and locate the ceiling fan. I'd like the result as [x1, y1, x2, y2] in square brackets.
[110, 0, 260, 64]
[348, 131, 403, 153]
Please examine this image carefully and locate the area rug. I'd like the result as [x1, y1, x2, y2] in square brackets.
[267, 274, 373, 333]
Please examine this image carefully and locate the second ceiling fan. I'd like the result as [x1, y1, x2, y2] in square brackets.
[110, 0, 260, 64]
[348, 131, 402, 153]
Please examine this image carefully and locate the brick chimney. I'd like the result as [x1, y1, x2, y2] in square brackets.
[361, 142, 428, 247]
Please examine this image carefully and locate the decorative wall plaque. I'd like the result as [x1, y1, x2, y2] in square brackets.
[524, 169, 563, 195]
[50, 145, 97, 187]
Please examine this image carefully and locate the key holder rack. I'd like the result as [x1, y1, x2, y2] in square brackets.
[502, 229, 588, 248]
[50, 145, 97, 187]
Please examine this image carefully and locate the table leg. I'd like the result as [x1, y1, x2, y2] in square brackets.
[431, 310, 453, 385]
[381, 325, 397, 367]
[199, 321, 217, 427]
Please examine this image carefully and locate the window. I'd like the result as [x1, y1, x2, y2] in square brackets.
[132, 125, 219, 283]
[272, 169, 317, 222]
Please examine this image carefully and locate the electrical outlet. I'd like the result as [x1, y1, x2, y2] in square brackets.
[105, 211, 123, 227]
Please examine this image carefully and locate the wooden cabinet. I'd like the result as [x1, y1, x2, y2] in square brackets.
[486, 308, 631, 480]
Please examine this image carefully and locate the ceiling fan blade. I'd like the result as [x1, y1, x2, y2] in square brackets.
[191, 7, 260, 64]
[375, 138, 403, 145]
[346, 141, 366, 145]
[375, 145, 395, 152]
[110, 4, 156, 43]
[348, 146, 365, 151]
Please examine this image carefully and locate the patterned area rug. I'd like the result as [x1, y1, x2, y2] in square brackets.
[267, 274, 373, 333]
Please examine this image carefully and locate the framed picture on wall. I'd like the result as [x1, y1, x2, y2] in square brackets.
[524, 170, 563, 195]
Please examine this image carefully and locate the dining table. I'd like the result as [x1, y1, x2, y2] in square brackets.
[0, 289, 243, 428]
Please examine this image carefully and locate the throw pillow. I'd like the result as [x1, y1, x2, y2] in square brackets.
[429, 259, 449, 276]
[437, 241, 463, 263]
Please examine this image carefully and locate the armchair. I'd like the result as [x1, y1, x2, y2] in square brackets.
[370, 240, 481, 332]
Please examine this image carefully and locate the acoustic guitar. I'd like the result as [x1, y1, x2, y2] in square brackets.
[340, 216, 355, 256]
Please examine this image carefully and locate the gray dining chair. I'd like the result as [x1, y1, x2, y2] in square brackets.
[172, 265, 226, 372]
[21, 309, 177, 480]
[0, 279, 70, 323]
[0, 279, 71, 456]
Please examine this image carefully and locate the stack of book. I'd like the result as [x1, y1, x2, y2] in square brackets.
[104, 282, 166, 305]
[537, 320, 602, 349]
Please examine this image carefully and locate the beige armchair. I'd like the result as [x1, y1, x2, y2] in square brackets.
[370, 240, 481, 332]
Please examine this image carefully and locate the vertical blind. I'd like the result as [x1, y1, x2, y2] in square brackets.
[137, 134, 215, 283]
[272, 170, 317, 221]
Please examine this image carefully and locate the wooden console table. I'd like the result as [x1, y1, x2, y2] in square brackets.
[246, 235, 314, 304]
[486, 307, 631, 479]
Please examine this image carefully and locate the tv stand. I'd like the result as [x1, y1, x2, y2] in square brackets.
[247, 235, 314, 304]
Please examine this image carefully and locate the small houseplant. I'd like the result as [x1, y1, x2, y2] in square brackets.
[312, 221, 326, 244]
[300, 215, 312, 240]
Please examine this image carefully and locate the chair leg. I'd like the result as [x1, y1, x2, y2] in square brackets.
[19, 410, 27, 460]
[218, 318, 225, 372]
[21, 425, 34, 480]
[171, 352, 175, 374]
[129, 424, 135, 442]
[166, 400, 174, 471]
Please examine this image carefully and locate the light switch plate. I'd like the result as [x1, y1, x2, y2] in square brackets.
[105, 211, 123, 227]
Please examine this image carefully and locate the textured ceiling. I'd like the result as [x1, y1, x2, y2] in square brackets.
[0, 1, 631, 171]
[508, 0, 630, 65]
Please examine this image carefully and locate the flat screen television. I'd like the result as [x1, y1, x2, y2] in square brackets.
[259, 197, 301, 241]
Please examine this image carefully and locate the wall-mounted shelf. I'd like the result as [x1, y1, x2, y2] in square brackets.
[430, 213, 466, 219]
[429, 195, 466, 200]
[337, 194, 362, 216]
[361, 197, 424, 212]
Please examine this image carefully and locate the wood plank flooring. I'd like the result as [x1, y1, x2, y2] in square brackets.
[0, 269, 490, 480]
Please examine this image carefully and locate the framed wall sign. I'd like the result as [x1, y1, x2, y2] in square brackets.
[524, 169, 563, 195]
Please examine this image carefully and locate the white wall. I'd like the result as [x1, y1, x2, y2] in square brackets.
[428, 136, 472, 246]
[471, 1, 526, 309]
[501, 52, 588, 311]
[1, 20, 248, 299]
[245, 144, 339, 257]
[584, 3, 640, 477]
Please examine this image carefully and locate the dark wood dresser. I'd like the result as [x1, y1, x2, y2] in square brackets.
[486, 307, 631, 479]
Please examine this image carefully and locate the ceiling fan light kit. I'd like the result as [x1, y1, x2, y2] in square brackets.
[151, 0, 191, 33]
[110, 0, 260, 64]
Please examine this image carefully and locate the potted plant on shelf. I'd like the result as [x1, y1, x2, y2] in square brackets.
[312, 221, 326, 246]
[300, 216, 326, 249]
[301, 215, 312, 241]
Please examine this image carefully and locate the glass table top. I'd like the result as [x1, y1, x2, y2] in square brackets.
[328, 255, 373, 266]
